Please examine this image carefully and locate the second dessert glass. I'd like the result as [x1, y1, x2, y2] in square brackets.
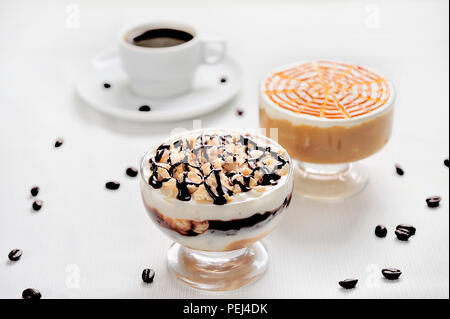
[259, 60, 395, 200]
[139, 129, 294, 291]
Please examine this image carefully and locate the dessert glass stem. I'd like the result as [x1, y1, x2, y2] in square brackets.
[294, 161, 369, 200]
[167, 241, 269, 291]
[297, 162, 350, 176]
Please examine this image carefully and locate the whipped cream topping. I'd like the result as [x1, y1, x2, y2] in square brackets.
[260, 61, 395, 128]
[143, 132, 290, 205]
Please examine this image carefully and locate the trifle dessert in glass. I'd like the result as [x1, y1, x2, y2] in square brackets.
[140, 129, 293, 291]
[259, 60, 395, 200]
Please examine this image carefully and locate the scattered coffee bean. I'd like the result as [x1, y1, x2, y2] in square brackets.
[22, 288, 42, 300]
[220, 77, 227, 83]
[32, 200, 43, 211]
[395, 164, 404, 176]
[126, 167, 138, 177]
[396, 224, 416, 236]
[103, 83, 111, 89]
[237, 109, 244, 116]
[338, 278, 358, 289]
[444, 158, 449, 167]
[54, 138, 64, 148]
[138, 105, 151, 112]
[426, 196, 441, 208]
[375, 225, 387, 238]
[395, 228, 411, 241]
[382, 268, 402, 280]
[105, 181, 120, 190]
[30, 186, 40, 197]
[142, 268, 155, 284]
[8, 249, 22, 261]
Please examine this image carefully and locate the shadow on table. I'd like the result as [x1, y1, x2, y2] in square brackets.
[278, 188, 374, 247]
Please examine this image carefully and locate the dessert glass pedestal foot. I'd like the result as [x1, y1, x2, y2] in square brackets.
[294, 161, 369, 200]
[167, 241, 269, 291]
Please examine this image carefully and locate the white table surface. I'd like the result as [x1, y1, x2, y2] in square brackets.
[0, 0, 448, 299]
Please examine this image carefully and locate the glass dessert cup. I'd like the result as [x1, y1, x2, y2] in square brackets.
[259, 60, 395, 200]
[139, 129, 294, 291]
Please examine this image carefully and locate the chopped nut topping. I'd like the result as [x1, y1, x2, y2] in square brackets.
[147, 133, 290, 205]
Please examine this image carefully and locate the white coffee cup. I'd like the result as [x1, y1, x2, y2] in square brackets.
[119, 22, 226, 99]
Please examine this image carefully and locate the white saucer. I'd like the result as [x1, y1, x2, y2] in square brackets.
[75, 50, 242, 122]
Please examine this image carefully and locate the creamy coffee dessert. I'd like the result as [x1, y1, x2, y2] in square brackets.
[140, 130, 293, 252]
[259, 60, 395, 164]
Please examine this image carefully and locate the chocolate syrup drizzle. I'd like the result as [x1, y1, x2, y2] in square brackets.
[147, 133, 289, 205]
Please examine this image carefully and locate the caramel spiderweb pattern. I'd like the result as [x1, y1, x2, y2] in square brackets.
[264, 61, 391, 119]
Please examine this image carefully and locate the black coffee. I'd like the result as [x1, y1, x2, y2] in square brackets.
[129, 28, 193, 48]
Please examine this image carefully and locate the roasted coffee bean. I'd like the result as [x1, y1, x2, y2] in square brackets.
[396, 224, 416, 236]
[105, 181, 120, 190]
[142, 268, 155, 284]
[426, 196, 441, 208]
[32, 200, 43, 211]
[395, 228, 411, 241]
[395, 164, 404, 176]
[375, 225, 387, 238]
[220, 77, 227, 83]
[103, 83, 111, 89]
[22, 288, 41, 300]
[382, 268, 402, 280]
[138, 105, 151, 112]
[237, 109, 244, 116]
[444, 158, 449, 167]
[8, 249, 22, 261]
[126, 167, 138, 177]
[338, 278, 358, 289]
[30, 186, 40, 197]
[54, 138, 63, 148]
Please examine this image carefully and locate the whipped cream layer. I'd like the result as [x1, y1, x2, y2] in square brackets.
[260, 61, 395, 129]
[140, 130, 293, 221]
[156, 206, 288, 251]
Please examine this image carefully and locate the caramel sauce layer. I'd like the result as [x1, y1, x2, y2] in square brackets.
[264, 60, 391, 119]
[259, 108, 393, 164]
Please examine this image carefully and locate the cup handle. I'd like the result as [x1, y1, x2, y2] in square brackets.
[201, 37, 226, 64]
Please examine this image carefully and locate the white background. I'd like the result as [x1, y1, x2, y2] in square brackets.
[0, 0, 448, 299]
